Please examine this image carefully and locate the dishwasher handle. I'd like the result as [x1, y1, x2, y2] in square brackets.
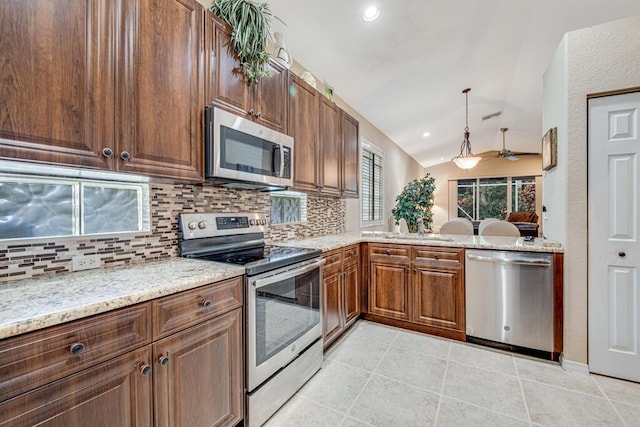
[466, 253, 552, 267]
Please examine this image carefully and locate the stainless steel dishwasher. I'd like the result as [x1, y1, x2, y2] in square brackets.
[465, 249, 554, 354]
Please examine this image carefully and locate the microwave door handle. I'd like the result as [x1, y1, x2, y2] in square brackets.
[272, 145, 281, 176]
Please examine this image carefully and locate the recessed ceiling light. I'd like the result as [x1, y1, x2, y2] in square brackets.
[422, 132, 430, 138]
[363, 6, 380, 22]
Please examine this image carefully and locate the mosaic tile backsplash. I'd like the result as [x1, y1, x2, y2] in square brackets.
[0, 183, 345, 284]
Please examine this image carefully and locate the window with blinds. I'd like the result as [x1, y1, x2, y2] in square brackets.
[361, 148, 383, 223]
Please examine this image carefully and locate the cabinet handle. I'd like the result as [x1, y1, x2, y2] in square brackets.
[331, 256, 337, 262]
[158, 355, 170, 367]
[202, 299, 212, 308]
[386, 250, 391, 255]
[101, 148, 113, 158]
[414, 268, 417, 274]
[140, 364, 152, 376]
[120, 151, 131, 160]
[248, 108, 256, 116]
[69, 342, 85, 355]
[405, 267, 410, 273]
[433, 253, 439, 259]
[255, 111, 262, 119]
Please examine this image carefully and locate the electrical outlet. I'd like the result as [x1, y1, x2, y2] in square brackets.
[287, 231, 295, 239]
[71, 255, 101, 271]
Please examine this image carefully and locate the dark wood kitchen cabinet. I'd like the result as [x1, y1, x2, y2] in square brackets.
[118, 0, 205, 180]
[365, 244, 465, 341]
[322, 245, 361, 349]
[0, 0, 116, 170]
[206, 14, 287, 133]
[0, 277, 244, 426]
[288, 74, 320, 193]
[341, 111, 360, 198]
[318, 97, 342, 197]
[0, 0, 205, 181]
[153, 308, 243, 427]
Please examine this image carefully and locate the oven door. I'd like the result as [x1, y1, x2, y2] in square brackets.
[247, 258, 324, 391]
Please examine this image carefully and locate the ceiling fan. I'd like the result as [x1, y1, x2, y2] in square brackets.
[486, 128, 539, 162]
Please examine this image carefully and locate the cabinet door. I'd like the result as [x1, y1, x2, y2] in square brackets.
[318, 97, 341, 196]
[288, 74, 319, 192]
[369, 261, 410, 320]
[119, 0, 204, 181]
[343, 262, 360, 327]
[323, 267, 343, 348]
[0, 0, 115, 170]
[0, 346, 153, 426]
[413, 266, 465, 332]
[254, 61, 287, 132]
[153, 308, 242, 427]
[341, 111, 360, 198]
[207, 15, 251, 117]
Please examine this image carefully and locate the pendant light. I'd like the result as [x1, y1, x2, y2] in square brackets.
[452, 88, 481, 169]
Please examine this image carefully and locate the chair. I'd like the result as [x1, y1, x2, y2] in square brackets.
[506, 211, 540, 237]
[440, 218, 474, 235]
[478, 218, 499, 235]
[506, 211, 539, 223]
[480, 220, 521, 237]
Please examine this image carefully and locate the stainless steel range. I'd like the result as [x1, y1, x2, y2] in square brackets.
[179, 213, 324, 427]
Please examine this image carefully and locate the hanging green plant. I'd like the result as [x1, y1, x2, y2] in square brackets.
[210, 0, 278, 84]
[391, 174, 436, 233]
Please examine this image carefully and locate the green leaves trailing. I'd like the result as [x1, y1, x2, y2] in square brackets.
[210, 0, 278, 84]
[391, 174, 436, 233]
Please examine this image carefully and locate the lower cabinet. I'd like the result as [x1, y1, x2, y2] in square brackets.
[154, 308, 242, 427]
[322, 245, 361, 348]
[366, 244, 465, 341]
[0, 277, 244, 427]
[0, 346, 153, 426]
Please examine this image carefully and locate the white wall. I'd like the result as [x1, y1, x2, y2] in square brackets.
[543, 15, 640, 364]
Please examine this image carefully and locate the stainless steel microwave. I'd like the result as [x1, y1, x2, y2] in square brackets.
[205, 107, 293, 190]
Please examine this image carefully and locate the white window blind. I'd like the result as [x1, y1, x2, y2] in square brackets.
[362, 147, 383, 223]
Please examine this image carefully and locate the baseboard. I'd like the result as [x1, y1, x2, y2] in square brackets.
[559, 355, 590, 373]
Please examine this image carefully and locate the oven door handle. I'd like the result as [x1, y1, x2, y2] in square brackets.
[252, 258, 326, 289]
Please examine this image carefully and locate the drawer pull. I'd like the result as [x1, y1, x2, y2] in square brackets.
[202, 300, 212, 308]
[386, 250, 391, 255]
[69, 343, 85, 355]
[433, 253, 439, 259]
[140, 364, 152, 376]
[331, 256, 337, 262]
[158, 355, 170, 367]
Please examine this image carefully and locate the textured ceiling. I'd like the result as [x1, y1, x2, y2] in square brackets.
[267, 0, 640, 167]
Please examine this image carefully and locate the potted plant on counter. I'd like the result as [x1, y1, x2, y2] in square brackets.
[210, 0, 280, 84]
[391, 174, 436, 233]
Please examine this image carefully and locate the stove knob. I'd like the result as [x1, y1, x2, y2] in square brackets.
[261, 219, 267, 225]
[198, 221, 207, 229]
[249, 219, 256, 226]
[188, 221, 198, 230]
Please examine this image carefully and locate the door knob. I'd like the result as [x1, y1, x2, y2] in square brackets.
[120, 151, 131, 160]
[102, 148, 113, 158]
[618, 251, 626, 258]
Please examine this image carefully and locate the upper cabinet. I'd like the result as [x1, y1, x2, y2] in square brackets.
[318, 96, 341, 197]
[0, 0, 204, 181]
[341, 110, 360, 198]
[0, 0, 116, 170]
[118, 0, 204, 180]
[206, 16, 287, 133]
[288, 74, 319, 193]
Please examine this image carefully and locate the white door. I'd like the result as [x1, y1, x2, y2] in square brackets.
[588, 91, 640, 382]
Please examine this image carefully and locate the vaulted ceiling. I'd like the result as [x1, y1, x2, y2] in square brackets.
[267, 0, 640, 167]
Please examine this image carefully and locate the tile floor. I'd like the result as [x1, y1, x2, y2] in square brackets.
[264, 321, 640, 427]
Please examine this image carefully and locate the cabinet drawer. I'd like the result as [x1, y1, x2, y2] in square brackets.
[0, 303, 151, 403]
[413, 247, 464, 266]
[323, 249, 343, 271]
[369, 244, 411, 263]
[153, 277, 243, 339]
[342, 245, 360, 266]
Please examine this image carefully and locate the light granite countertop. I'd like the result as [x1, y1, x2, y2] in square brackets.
[0, 258, 244, 340]
[280, 231, 564, 254]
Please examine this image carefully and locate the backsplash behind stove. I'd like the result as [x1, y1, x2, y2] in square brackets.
[0, 182, 345, 284]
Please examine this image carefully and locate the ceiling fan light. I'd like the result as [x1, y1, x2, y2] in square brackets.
[453, 156, 481, 169]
